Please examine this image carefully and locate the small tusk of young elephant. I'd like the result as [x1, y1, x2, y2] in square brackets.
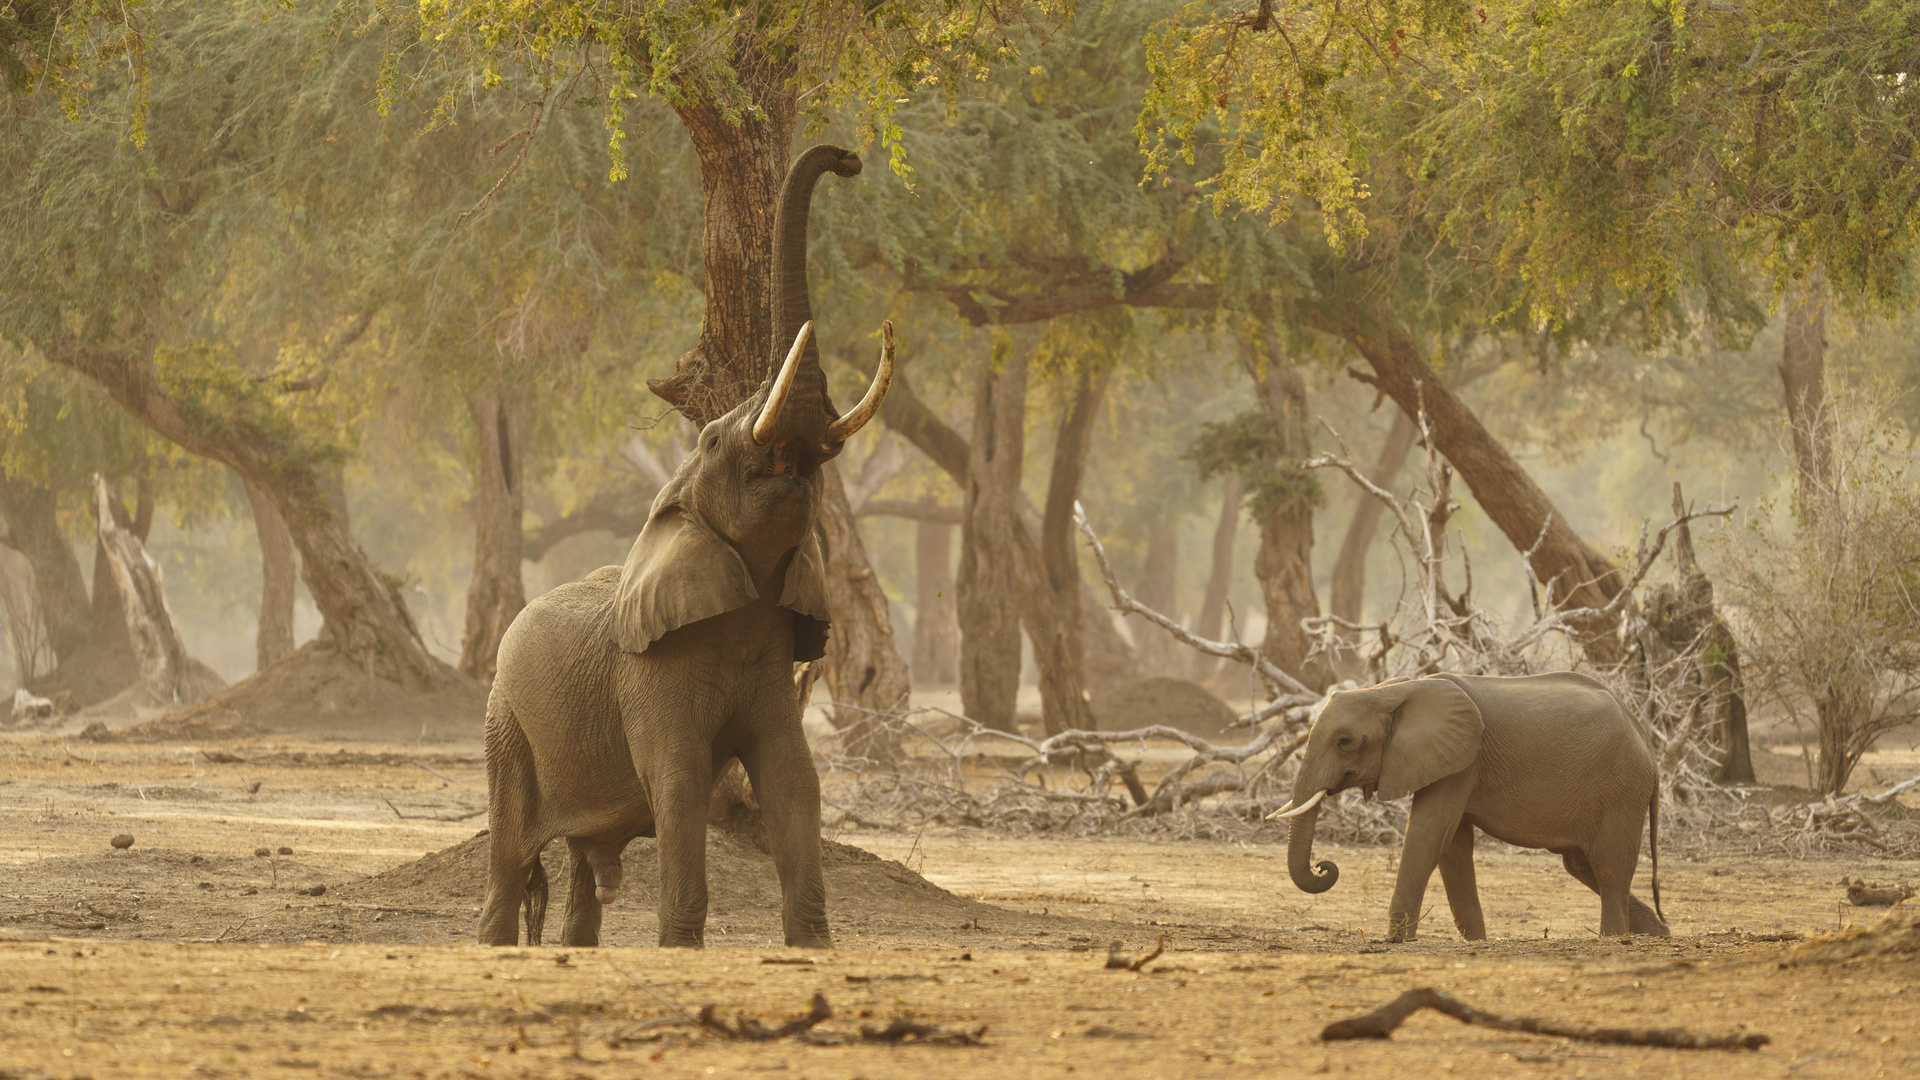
[754, 321, 812, 444]
[1266, 789, 1327, 820]
[824, 320, 894, 444]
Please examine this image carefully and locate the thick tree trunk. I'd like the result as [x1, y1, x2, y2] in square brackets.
[1328, 407, 1415, 624]
[0, 476, 94, 664]
[1250, 362, 1330, 692]
[45, 339, 443, 688]
[1780, 284, 1830, 505]
[1187, 474, 1243, 683]
[912, 520, 959, 685]
[92, 475, 194, 706]
[647, 37, 798, 427]
[956, 352, 1029, 732]
[244, 477, 296, 672]
[817, 463, 913, 750]
[1027, 367, 1111, 736]
[460, 392, 529, 685]
[853, 352, 1139, 704]
[1319, 308, 1627, 665]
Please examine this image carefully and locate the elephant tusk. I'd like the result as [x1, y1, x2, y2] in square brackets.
[1267, 789, 1327, 820]
[824, 320, 894, 444]
[1266, 798, 1295, 819]
[754, 321, 811, 444]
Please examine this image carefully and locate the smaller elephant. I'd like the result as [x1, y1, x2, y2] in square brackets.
[1274, 672, 1667, 941]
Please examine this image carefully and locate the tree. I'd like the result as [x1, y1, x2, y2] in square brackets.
[414, 1, 1065, 713]
[1136, 2, 1920, 668]
[1717, 398, 1920, 796]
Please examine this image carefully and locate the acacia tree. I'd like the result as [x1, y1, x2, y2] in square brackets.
[416, 0, 1072, 716]
[1138, 2, 1920, 671]
[2, 5, 456, 688]
[822, 0, 1308, 728]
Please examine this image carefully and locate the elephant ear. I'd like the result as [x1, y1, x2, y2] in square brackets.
[1376, 677, 1484, 800]
[612, 506, 757, 655]
[781, 531, 831, 662]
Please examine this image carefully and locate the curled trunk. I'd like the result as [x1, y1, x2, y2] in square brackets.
[1286, 803, 1339, 894]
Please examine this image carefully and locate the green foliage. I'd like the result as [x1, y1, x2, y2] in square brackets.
[1138, 0, 1472, 243]
[398, 0, 1073, 182]
[1141, 1, 1920, 334]
[1, 1, 152, 144]
[1184, 408, 1322, 516]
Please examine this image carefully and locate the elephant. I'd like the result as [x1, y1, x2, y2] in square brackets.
[1274, 671, 1668, 941]
[476, 144, 891, 949]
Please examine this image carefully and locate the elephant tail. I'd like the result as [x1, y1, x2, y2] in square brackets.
[1648, 791, 1664, 924]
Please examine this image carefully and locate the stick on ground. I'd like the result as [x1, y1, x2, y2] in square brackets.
[1320, 987, 1768, 1050]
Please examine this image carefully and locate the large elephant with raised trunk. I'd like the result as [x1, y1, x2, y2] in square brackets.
[477, 145, 891, 949]
[1274, 671, 1668, 941]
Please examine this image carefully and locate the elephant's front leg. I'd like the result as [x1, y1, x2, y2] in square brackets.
[646, 759, 714, 947]
[1387, 773, 1474, 942]
[1435, 821, 1486, 941]
[740, 724, 831, 948]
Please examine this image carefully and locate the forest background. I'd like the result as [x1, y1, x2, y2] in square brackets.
[3, 0, 1918, 799]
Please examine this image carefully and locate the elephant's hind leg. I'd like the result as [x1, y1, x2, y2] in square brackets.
[1436, 823, 1487, 941]
[479, 704, 547, 946]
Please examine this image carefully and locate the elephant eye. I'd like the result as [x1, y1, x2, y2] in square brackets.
[1337, 735, 1354, 750]
[708, 435, 719, 448]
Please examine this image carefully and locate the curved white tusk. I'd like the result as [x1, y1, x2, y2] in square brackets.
[1266, 789, 1327, 820]
[824, 320, 894, 444]
[1265, 799, 1295, 819]
[754, 321, 812, 444]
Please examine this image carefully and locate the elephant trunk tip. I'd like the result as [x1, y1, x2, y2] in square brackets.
[1296, 858, 1340, 893]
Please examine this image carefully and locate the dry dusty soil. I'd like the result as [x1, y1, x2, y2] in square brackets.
[0, 727, 1916, 1079]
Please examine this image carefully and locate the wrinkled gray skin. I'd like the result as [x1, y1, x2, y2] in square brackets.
[1285, 672, 1668, 941]
[477, 146, 866, 949]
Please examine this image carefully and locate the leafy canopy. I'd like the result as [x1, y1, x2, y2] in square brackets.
[398, 0, 1073, 181]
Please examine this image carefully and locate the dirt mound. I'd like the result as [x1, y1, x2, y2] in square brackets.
[1093, 676, 1239, 738]
[120, 641, 487, 743]
[339, 825, 1090, 947]
[1790, 903, 1920, 963]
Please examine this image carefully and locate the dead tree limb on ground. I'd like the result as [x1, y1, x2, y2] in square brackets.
[1321, 987, 1769, 1050]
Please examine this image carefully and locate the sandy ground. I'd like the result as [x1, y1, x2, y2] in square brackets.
[0, 727, 1916, 1078]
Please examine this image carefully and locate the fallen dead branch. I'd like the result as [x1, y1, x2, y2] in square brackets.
[1105, 933, 1167, 971]
[1321, 987, 1769, 1050]
[692, 994, 986, 1046]
[698, 994, 832, 1041]
[1844, 878, 1915, 906]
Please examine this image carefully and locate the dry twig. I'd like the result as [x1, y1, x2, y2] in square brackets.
[1322, 987, 1769, 1050]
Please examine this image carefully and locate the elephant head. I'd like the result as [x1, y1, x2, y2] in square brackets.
[612, 145, 892, 663]
[1273, 676, 1483, 894]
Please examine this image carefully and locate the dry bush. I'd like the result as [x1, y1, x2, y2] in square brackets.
[1711, 394, 1920, 797]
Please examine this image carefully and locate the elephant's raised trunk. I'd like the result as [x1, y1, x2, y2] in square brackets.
[1286, 802, 1340, 894]
[771, 145, 861, 377]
